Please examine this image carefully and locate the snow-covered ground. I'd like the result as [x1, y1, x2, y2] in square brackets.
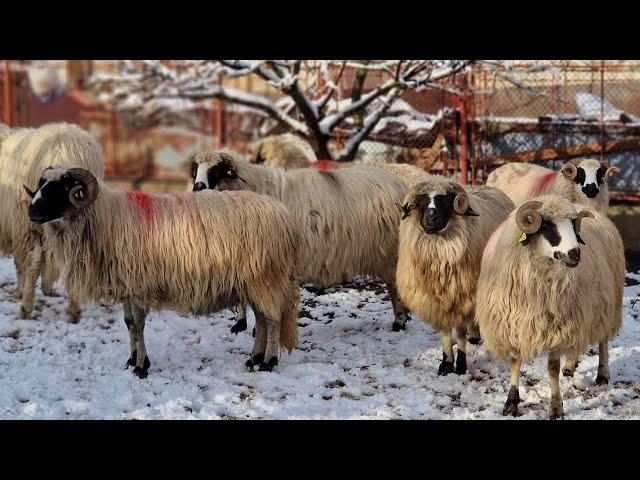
[0, 255, 638, 420]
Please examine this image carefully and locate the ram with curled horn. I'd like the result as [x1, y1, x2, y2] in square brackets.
[487, 158, 620, 216]
[476, 194, 625, 420]
[396, 177, 514, 376]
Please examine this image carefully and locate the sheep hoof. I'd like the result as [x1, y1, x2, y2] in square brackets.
[246, 352, 264, 370]
[455, 351, 467, 375]
[132, 366, 148, 379]
[19, 307, 31, 320]
[438, 360, 455, 376]
[258, 356, 278, 372]
[562, 368, 575, 377]
[502, 386, 520, 417]
[67, 312, 81, 324]
[549, 406, 564, 420]
[42, 288, 59, 297]
[230, 317, 247, 335]
[391, 322, 406, 332]
[595, 374, 609, 386]
[126, 350, 137, 368]
[252, 327, 256, 338]
[468, 337, 482, 345]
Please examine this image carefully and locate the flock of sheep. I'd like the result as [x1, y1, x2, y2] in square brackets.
[0, 122, 626, 420]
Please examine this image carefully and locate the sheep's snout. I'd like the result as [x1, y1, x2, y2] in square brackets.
[554, 248, 581, 268]
[582, 183, 599, 198]
[193, 181, 207, 192]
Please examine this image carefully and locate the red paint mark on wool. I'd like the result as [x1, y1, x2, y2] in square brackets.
[484, 219, 507, 262]
[125, 191, 155, 221]
[530, 171, 557, 198]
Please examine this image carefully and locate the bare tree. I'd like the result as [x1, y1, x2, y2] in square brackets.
[91, 60, 472, 161]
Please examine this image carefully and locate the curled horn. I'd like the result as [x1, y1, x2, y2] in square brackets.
[561, 162, 578, 180]
[515, 200, 543, 234]
[23, 185, 36, 199]
[604, 166, 620, 183]
[219, 151, 234, 163]
[67, 168, 99, 209]
[449, 182, 478, 216]
[575, 209, 594, 233]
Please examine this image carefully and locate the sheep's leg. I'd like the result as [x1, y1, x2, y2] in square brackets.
[468, 322, 482, 345]
[596, 342, 610, 385]
[503, 354, 521, 417]
[13, 257, 24, 300]
[66, 297, 81, 324]
[230, 303, 248, 334]
[388, 284, 410, 332]
[562, 351, 580, 377]
[129, 300, 150, 379]
[245, 310, 267, 370]
[122, 299, 137, 369]
[20, 240, 43, 320]
[438, 330, 455, 376]
[548, 351, 564, 420]
[258, 314, 280, 372]
[40, 257, 58, 297]
[455, 325, 468, 375]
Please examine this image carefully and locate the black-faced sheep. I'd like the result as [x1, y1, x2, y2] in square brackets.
[192, 150, 411, 333]
[476, 195, 625, 419]
[27, 168, 300, 377]
[486, 159, 619, 215]
[396, 178, 514, 375]
[0, 122, 104, 322]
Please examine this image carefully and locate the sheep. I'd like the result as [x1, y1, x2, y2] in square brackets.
[486, 158, 619, 215]
[0, 122, 105, 322]
[475, 195, 625, 419]
[247, 134, 316, 170]
[487, 158, 620, 376]
[192, 150, 412, 333]
[373, 162, 432, 188]
[396, 178, 514, 375]
[27, 167, 300, 378]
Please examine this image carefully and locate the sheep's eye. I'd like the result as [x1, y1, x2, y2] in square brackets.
[227, 170, 236, 177]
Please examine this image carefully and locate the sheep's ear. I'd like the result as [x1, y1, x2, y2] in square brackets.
[577, 233, 586, 245]
[398, 202, 413, 220]
[23, 185, 36, 199]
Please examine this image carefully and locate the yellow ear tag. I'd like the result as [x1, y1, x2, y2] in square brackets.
[519, 232, 527, 243]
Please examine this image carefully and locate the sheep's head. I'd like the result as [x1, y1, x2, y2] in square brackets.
[515, 195, 594, 268]
[400, 180, 478, 234]
[27, 167, 99, 225]
[560, 158, 619, 200]
[192, 150, 247, 192]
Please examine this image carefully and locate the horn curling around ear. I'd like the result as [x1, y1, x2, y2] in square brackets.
[23, 185, 36, 199]
[515, 200, 543, 235]
[575, 209, 594, 233]
[561, 162, 578, 180]
[604, 166, 620, 183]
[67, 168, 99, 209]
[453, 193, 470, 215]
[400, 193, 415, 220]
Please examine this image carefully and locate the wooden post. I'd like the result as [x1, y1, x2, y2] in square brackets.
[458, 76, 469, 185]
[3, 61, 12, 127]
[109, 109, 118, 175]
[600, 60, 606, 163]
[215, 99, 225, 149]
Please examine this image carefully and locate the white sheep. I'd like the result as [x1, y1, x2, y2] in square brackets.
[396, 178, 514, 375]
[247, 134, 316, 170]
[486, 159, 619, 215]
[0, 122, 104, 322]
[192, 150, 411, 333]
[476, 195, 625, 419]
[28, 168, 300, 377]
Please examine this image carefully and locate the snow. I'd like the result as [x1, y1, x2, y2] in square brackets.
[0, 255, 638, 419]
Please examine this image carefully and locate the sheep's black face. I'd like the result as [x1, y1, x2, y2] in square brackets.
[415, 193, 457, 234]
[193, 161, 238, 191]
[27, 170, 78, 225]
[574, 165, 604, 199]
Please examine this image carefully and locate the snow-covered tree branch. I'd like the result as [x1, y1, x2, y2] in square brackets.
[91, 60, 473, 161]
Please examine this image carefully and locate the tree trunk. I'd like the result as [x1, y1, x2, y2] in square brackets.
[310, 133, 333, 160]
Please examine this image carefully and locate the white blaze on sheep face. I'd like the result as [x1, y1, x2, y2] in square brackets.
[192, 153, 239, 192]
[532, 217, 581, 268]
